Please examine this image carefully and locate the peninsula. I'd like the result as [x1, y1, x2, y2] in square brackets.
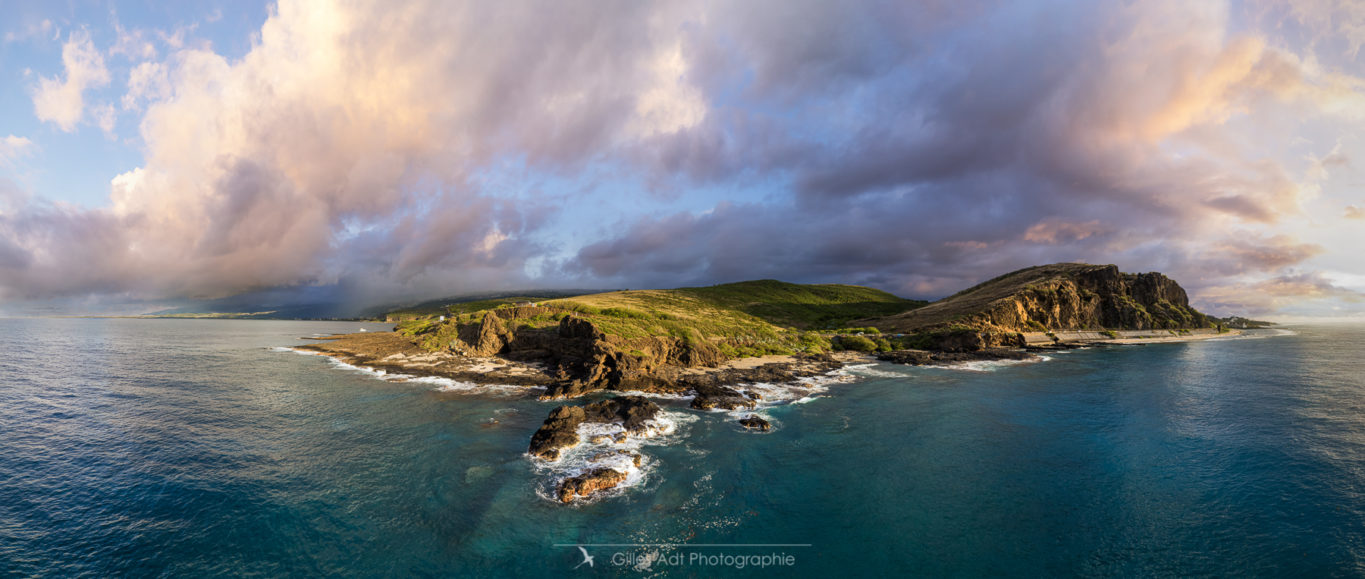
[295, 263, 1231, 502]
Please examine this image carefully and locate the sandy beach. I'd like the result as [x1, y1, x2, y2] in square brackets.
[1022, 328, 1241, 347]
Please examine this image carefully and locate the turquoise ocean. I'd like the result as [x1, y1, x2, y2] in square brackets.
[2, 318, 1363, 577]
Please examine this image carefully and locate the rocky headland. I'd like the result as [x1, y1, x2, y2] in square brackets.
[527, 396, 663, 461]
[859, 263, 1222, 351]
[293, 264, 1225, 503]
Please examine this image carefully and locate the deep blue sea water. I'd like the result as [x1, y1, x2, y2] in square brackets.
[2, 319, 1364, 577]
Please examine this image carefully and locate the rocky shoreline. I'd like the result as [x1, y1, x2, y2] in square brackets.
[295, 327, 862, 503]
[876, 347, 1039, 366]
[293, 324, 1233, 503]
[294, 329, 851, 398]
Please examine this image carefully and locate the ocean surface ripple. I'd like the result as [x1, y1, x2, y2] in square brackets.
[1, 319, 1363, 576]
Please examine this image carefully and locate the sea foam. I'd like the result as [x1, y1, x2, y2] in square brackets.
[530, 410, 696, 504]
[274, 347, 534, 395]
[925, 355, 1050, 372]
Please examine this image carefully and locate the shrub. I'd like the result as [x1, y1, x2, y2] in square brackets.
[797, 331, 831, 354]
[834, 335, 878, 352]
[831, 326, 881, 335]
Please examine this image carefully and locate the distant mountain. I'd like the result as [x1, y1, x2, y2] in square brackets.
[145, 285, 366, 319]
[145, 286, 618, 321]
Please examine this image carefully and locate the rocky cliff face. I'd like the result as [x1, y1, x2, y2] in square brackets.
[977, 266, 1206, 332]
[864, 263, 1211, 351]
[444, 307, 727, 399]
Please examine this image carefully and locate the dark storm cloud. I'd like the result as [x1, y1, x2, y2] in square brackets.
[568, 0, 1347, 308]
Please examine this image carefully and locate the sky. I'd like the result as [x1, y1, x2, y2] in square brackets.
[1, 0, 1364, 319]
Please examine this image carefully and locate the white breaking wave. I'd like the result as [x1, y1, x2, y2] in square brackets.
[925, 355, 1051, 372]
[410, 375, 539, 396]
[611, 389, 697, 402]
[310, 355, 415, 381]
[711, 370, 856, 419]
[530, 410, 697, 504]
[840, 362, 913, 378]
[272, 346, 535, 395]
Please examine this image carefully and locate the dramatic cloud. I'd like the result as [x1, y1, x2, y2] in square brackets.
[32, 30, 110, 132]
[5, 0, 711, 300]
[2, 0, 1363, 317]
[568, 0, 1364, 310]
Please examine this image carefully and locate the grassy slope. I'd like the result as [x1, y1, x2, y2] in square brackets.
[395, 280, 926, 357]
[383, 291, 601, 320]
[677, 280, 928, 329]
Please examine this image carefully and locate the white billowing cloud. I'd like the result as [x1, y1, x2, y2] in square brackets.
[32, 30, 111, 132]
[1, 0, 713, 300]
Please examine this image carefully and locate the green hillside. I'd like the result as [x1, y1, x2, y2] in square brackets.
[677, 280, 927, 329]
[382, 290, 603, 321]
[394, 280, 926, 358]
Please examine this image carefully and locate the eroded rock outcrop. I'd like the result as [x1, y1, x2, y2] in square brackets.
[861, 263, 1213, 351]
[739, 415, 771, 431]
[526, 406, 588, 461]
[541, 317, 728, 399]
[556, 468, 629, 503]
[526, 396, 662, 461]
[446, 312, 730, 399]
[976, 266, 1204, 332]
[690, 384, 757, 411]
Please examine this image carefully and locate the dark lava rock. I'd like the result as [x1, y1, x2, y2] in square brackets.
[877, 348, 1036, 366]
[527, 396, 662, 461]
[556, 468, 628, 503]
[539, 316, 726, 400]
[581, 395, 662, 435]
[738, 415, 771, 431]
[876, 350, 933, 365]
[690, 383, 757, 411]
[527, 406, 587, 461]
[679, 354, 844, 402]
